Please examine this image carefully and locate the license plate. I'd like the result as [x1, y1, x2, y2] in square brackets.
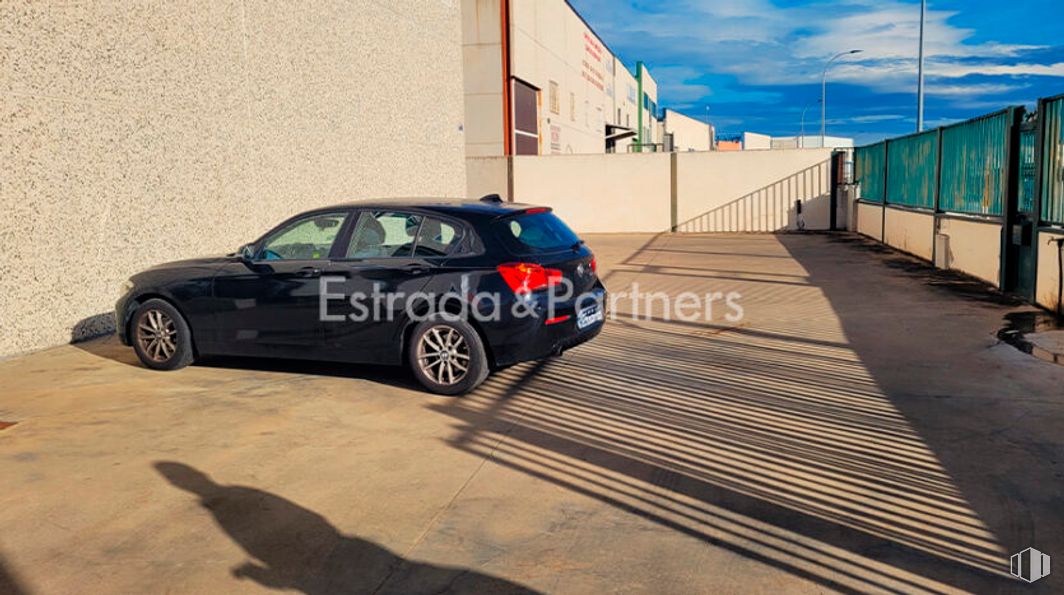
[576, 303, 604, 330]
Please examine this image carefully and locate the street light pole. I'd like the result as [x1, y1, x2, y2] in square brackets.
[917, 0, 926, 131]
[821, 49, 862, 148]
[800, 100, 818, 149]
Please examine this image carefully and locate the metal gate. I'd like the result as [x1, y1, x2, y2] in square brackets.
[1006, 112, 1038, 298]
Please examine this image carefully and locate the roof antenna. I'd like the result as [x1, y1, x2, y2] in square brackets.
[480, 193, 503, 203]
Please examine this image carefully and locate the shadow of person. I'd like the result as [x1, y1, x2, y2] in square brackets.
[154, 462, 537, 595]
[0, 555, 29, 595]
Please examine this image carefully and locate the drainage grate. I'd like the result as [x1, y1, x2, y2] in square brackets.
[0, 420, 16, 431]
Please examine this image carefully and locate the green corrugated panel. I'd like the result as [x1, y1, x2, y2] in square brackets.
[1019, 127, 1037, 213]
[1041, 96, 1064, 224]
[886, 129, 937, 208]
[939, 110, 1010, 215]
[855, 141, 886, 203]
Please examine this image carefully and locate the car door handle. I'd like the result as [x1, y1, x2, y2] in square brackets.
[295, 266, 322, 278]
[403, 264, 429, 275]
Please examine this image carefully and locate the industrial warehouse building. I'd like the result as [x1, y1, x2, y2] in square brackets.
[462, 0, 708, 156]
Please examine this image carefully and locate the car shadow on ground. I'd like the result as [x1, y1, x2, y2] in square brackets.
[154, 461, 538, 594]
[425, 232, 1057, 593]
[71, 335, 424, 392]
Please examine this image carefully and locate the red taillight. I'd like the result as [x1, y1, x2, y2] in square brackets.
[497, 263, 562, 294]
[590, 257, 597, 274]
[525, 207, 550, 215]
[544, 314, 571, 326]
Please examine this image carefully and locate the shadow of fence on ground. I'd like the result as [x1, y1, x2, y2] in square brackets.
[429, 233, 1015, 593]
[677, 161, 831, 233]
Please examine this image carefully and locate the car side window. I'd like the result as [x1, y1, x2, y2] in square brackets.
[345, 211, 423, 258]
[259, 212, 347, 261]
[414, 217, 461, 257]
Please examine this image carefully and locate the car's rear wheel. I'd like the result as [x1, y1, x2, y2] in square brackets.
[408, 317, 489, 395]
[132, 299, 194, 371]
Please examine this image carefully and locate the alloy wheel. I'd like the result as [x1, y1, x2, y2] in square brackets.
[137, 309, 178, 363]
[416, 325, 471, 386]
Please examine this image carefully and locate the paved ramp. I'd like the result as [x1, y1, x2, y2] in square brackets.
[1, 233, 1061, 593]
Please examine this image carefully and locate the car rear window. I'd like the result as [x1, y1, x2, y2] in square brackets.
[496, 211, 580, 254]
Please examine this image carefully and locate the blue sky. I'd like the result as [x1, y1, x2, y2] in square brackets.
[569, 0, 1064, 144]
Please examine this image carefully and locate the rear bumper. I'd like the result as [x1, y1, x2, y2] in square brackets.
[485, 285, 607, 367]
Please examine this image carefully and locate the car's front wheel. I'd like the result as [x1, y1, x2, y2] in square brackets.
[408, 317, 490, 395]
[131, 298, 195, 371]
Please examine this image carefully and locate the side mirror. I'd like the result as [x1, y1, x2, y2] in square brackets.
[238, 244, 257, 261]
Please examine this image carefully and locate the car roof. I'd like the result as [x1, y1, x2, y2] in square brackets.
[325, 197, 543, 219]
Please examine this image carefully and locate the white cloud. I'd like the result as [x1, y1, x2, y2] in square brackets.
[923, 83, 1029, 96]
[851, 114, 907, 123]
[577, 0, 1061, 98]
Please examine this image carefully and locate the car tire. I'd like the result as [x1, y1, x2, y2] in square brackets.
[407, 316, 490, 395]
[131, 298, 195, 371]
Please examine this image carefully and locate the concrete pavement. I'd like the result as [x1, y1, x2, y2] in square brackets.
[1, 233, 1062, 594]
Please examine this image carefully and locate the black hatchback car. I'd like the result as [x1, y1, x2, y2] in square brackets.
[116, 196, 606, 394]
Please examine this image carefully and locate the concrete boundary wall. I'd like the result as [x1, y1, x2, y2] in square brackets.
[465, 148, 836, 233]
[856, 202, 884, 241]
[1037, 229, 1064, 312]
[510, 154, 672, 233]
[936, 217, 1002, 286]
[883, 206, 935, 261]
[853, 200, 1006, 288]
[675, 149, 833, 232]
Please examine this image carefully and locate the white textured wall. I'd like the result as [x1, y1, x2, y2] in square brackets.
[1, 0, 466, 357]
[676, 149, 834, 232]
[937, 217, 1002, 286]
[883, 207, 935, 260]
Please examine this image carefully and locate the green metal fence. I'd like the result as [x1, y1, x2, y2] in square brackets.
[1019, 125, 1037, 213]
[938, 109, 1012, 216]
[1041, 95, 1064, 224]
[885, 129, 937, 209]
[854, 141, 886, 203]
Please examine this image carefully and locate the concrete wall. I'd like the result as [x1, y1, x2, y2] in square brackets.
[465, 148, 836, 234]
[462, 0, 506, 158]
[856, 202, 884, 241]
[1, 0, 466, 357]
[676, 149, 834, 232]
[510, 154, 672, 233]
[883, 206, 935, 260]
[936, 217, 1002, 286]
[1036, 230, 1064, 312]
[465, 157, 509, 200]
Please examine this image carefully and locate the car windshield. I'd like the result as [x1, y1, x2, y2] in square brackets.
[495, 211, 580, 254]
